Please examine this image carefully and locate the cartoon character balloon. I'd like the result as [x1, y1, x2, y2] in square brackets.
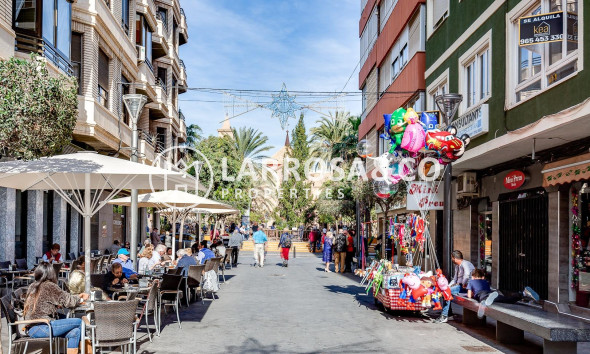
[384, 108, 407, 153]
[425, 126, 470, 163]
[401, 108, 426, 153]
[436, 269, 453, 301]
[420, 112, 439, 132]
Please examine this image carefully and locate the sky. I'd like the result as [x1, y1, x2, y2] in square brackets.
[179, 0, 362, 151]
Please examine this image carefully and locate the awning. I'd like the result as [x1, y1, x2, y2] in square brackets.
[542, 153, 590, 187]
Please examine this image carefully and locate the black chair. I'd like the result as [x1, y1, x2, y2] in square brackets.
[15, 258, 27, 270]
[90, 273, 106, 291]
[68, 252, 76, 261]
[158, 274, 183, 329]
[0, 260, 11, 269]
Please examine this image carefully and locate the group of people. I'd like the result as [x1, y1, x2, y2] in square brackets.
[321, 229, 355, 273]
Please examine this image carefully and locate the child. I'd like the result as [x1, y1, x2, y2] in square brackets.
[467, 269, 540, 318]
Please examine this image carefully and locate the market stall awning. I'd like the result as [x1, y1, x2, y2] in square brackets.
[542, 153, 590, 187]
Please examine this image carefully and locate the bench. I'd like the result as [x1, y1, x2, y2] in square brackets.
[452, 295, 590, 353]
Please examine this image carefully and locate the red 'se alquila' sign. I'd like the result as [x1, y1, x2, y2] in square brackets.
[504, 171, 526, 190]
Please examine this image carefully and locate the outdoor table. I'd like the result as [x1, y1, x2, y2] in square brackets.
[0, 269, 33, 291]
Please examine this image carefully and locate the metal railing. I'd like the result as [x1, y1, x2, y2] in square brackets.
[157, 77, 168, 94]
[156, 141, 166, 153]
[156, 12, 169, 34]
[179, 59, 186, 72]
[139, 130, 155, 147]
[15, 33, 73, 76]
[178, 109, 185, 121]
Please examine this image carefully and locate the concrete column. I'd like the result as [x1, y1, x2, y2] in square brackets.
[155, 211, 161, 230]
[547, 187, 569, 304]
[70, 208, 80, 256]
[27, 191, 44, 268]
[53, 194, 67, 251]
[0, 188, 16, 262]
[140, 207, 147, 243]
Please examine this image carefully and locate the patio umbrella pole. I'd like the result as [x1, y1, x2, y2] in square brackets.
[179, 217, 185, 251]
[84, 173, 91, 293]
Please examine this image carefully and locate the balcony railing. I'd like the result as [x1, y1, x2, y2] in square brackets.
[178, 109, 185, 121]
[156, 141, 166, 153]
[179, 59, 186, 72]
[156, 12, 169, 34]
[157, 77, 168, 94]
[15, 33, 73, 76]
[139, 129, 155, 147]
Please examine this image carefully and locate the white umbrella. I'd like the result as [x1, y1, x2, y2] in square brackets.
[108, 190, 234, 259]
[0, 151, 196, 292]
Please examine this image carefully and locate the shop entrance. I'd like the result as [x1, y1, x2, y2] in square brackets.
[499, 189, 548, 299]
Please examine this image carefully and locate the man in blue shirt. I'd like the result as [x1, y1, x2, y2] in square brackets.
[251, 225, 268, 267]
[112, 248, 138, 279]
[196, 240, 215, 265]
[175, 249, 197, 276]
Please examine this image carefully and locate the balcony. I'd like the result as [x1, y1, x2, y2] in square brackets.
[136, 0, 158, 30]
[15, 33, 72, 75]
[147, 77, 169, 118]
[152, 14, 170, 59]
[139, 129, 157, 164]
[179, 8, 188, 45]
[74, 96, 132, 154]
[178, 111, 187, 143]
[136, 61, 157, 103]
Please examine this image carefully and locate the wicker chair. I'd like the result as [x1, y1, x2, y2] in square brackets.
[1, 292, 62, 354]
[158, 274, 183, 329]
[186, 264, 205, 304]
[137, 282, 160, 342]
[90, 273, 106, 292]
[87, 300, 140, 354]
[202, 257, 222, 300]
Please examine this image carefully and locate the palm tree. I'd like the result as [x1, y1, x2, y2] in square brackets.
[185, 124, 203, 148]
[231, 127, 274, 161]
[310, 111, 356, 161]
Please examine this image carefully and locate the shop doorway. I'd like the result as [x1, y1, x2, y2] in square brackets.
[499, 189, 548, 299]
[479, 212, 493, 281]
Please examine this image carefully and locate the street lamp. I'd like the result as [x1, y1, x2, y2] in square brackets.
[435, 93, 462, 276]
[193, 160, 204, 242]
[123, 94, 147, 267]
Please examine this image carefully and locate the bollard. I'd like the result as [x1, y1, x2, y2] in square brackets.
[293, 245, 296, 258]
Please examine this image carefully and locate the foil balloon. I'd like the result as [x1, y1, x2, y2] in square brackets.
[380, 114, 392, 140]
[425, 126, 470, 163]
[420, 112, 439, 132]
[375, 153, 392, 181]
[385, 108, 407, 153]
[400, 108, 426, 153]
[356, 139, 371, 158]
[372, 179, 398, 199]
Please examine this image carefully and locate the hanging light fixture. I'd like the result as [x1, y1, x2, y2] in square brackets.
[435, 93, 463, 126]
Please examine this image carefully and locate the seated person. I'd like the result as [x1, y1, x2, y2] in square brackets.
[104, 263, 128, 298]
[467, 268, 540, 318]
[112, 248, 138, 279]
[68, 269, 86, 295]
[42, 243, 62, 264]
[163, 247, 173, 262]
[195, 240, 215, 265]
[175, 249, 197, 276]
[110, 240, 121, 255]
[139, 239, 151, 256]
[212, 240, 226, 258]
[138, 245, 158, 274]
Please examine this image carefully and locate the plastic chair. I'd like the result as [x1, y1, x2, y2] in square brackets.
[158, 274, 183, 329]
[87, 300, 140, 354]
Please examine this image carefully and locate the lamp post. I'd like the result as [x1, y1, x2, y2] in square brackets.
[435, 93, 462, 276]
[123, 94, 147, 267]
[193, 160, 204, 242]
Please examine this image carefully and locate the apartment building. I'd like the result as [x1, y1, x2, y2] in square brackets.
[0, 0, 189, 265]
[358, 0, 427, 239]
[425, 0, 587, 309]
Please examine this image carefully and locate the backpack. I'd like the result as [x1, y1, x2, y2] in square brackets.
[282, 235, 292, 248]
[335, 234, 347, 252]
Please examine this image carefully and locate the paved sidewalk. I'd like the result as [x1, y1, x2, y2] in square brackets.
[140, 254, 520, 353]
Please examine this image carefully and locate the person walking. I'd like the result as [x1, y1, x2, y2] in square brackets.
[278, 228, 292, 267]
[309, 229, 316, 253]
[323, 232, 334, 272]
[228, 227, 243, 267]
[252, 225, 268, 268]
[345, 230, 355, 272]
[150, 227, 160, 247]
[333, 230, 347, 273]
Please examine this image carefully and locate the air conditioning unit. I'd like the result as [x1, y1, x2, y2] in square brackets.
[457, 172, 478, 194]
[137, 45, 145, 62]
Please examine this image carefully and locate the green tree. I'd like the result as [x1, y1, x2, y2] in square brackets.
[278, 113, 311, 228]
[185, 124, 203, 148]
[310, 111, 360, 162]
[0, 54, 78, 160]
[231, 127, 274, 161]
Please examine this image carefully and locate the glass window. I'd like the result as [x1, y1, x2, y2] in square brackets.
[400, 44, 408, 66]
[362, 86, 367, 113]
[42, 0, 54, 44]
[480, 49, 489, 100]
[71, 32, 82, 94]
[98, 49, 109, 107]
[429, 81, 447, 110]
[122, 0, 130, 34]
[14, 0, 38, 33]
[56, 0, 71, 59]
[157, 7, 168, 32]
[136, 15, 153, 65]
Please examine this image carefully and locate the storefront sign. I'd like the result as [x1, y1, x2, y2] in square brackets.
[406, 182, 444, 210]
[503, 171, 527, 190]
[567, 12, 578, 43]
[453, 104, 489, 139]
[519, 11, 564, 47]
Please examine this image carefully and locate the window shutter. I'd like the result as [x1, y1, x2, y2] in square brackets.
[98, 49, 109, 89]
[71, 33, 82, 62]
[432, 0, 448, 25]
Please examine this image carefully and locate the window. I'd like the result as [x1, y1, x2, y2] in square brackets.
[378, 128, 390, 155]
[42, 0, 72, 58]
[379, 0, 398, 31]
[459, 31, 492, 113]
[157, 67, 167, 93]
[71, 32, 82, 94]
[427, 69, 449, 111]
[14, 0, 38, 33]
[121, 75, 130, 125]
[157, 7, 168, 32]
[97, 49, 109, 107]
[172, 75, 178, 108]
[507, 0, 581, 106]
[121, 0, 130, 34]
[360, 6, 378, 68]
[427, 0, 449, 36]
[389, 27, 409, 83]
[361, 86, 367, 113]
[136, 14, 153, 67]
[406, 92, 426, 112]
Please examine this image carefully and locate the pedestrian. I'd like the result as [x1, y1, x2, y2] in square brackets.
[435, 250, 475, 323]
[251, 225, 268, 268]
[150, 227, 160, 246]
[309, 229, 316, 253]
[228, 227, 243, 267]
[278, 228, 292, 267]
[345, 230, 355, 272]
[333, 229, 347, 273]
[323, 232, 334, 272]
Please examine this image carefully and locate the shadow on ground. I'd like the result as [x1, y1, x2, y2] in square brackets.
[224, 337, 385, 354]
